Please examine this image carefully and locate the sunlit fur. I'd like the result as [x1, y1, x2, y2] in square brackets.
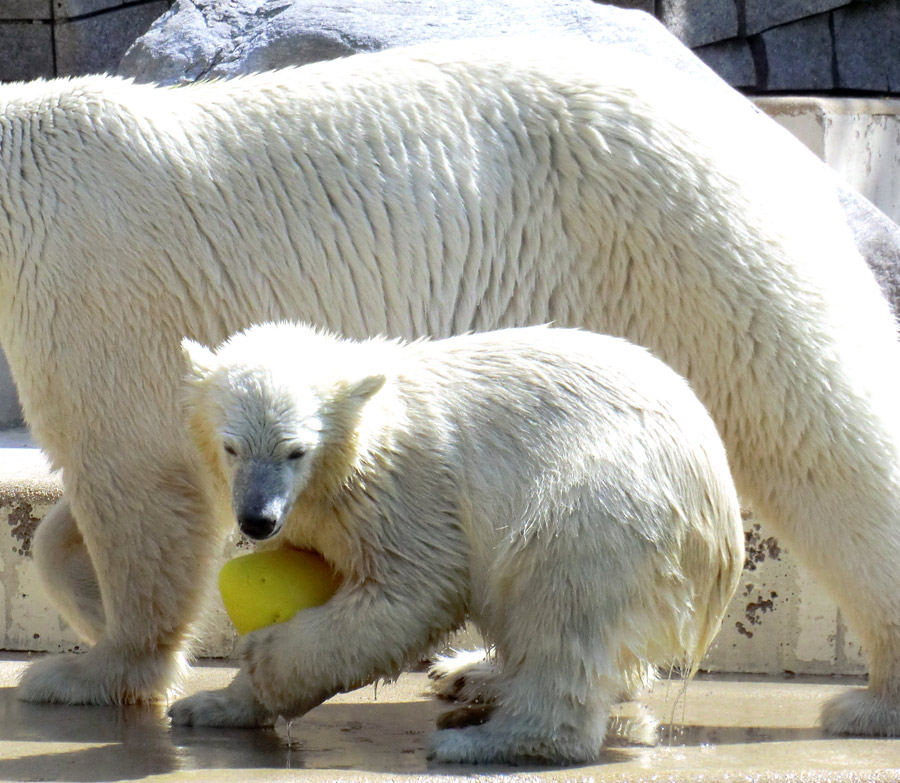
[9, 38, 900, 735]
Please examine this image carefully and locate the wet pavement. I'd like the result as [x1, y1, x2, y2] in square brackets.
[0, 653, 896, 782]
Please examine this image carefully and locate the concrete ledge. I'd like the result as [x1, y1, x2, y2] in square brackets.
[0, 431, 65, 654]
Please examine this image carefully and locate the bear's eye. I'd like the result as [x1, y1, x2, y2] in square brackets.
[287, 447, 305, 460]
[223, 444, 237, 457]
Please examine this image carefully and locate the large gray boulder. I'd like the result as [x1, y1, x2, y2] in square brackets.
[118, 0, 900, 316]
[119, 0, 665, 86]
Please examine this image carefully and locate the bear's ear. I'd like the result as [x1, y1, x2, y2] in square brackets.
[347, 373, 386, 403]
[181, 338, 218, 383]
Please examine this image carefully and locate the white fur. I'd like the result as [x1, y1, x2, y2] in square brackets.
[171, 323, 744, 765]
[6, 38, 900, 735]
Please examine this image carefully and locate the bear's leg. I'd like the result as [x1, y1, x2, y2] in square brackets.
[427, 650, 615, 764]
[30, 499, 106, 644]
[728, 435, 900, 736]
[18, 468, 217, 705]
[173, 557, 469, 725]
[429, 532, 634, 764]
[606, 243, 900, 735]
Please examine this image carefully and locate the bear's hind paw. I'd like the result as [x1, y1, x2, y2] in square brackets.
[820, 687, 900, 737]
[428, 648, 499, 705]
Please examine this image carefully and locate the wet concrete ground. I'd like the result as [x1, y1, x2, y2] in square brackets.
[0, 653, 897, 782]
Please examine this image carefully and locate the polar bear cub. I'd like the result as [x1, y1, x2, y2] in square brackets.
[174, 322, 743, 764]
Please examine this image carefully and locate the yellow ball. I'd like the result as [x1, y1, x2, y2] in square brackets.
[218, 549, 340, 635]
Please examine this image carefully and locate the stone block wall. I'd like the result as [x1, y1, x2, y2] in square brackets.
[669, 0, 900, 93]
[0, 0, 171, 82]
[601, 0, 899, 95]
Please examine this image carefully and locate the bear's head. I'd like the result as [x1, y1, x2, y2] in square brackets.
[182, 322, 386, 541]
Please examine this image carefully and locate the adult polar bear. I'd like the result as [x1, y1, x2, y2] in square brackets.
[7, 37, 900, 735]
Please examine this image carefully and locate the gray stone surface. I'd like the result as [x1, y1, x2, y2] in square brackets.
[0, 1, 51, 20]
[761, 13, 834, 92]
[602, 0, 656, 12]
[682, 1, 900, 94]
[0, 357, 23, 429]
[658, 0, 738, 48]
[833, 0, 900, 94]
[695, 38, 756, 87]
[54, 0, 126, 19]
[56, 1, 167, 76]
[744, 0, 847, 36]
[119, 0, 718, 86]
[0, 22, 53, 81]
[837, 183, 900, 317]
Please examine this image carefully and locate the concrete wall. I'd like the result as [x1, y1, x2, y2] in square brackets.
[700, 512, 866, 676]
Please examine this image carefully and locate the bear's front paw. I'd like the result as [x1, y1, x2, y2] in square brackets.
[168, 688, 274, 727]
[820, 687, 900, 737]
[18, 654, 102, 705]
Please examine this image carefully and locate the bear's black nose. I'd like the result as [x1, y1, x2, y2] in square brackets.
[237, 511, 279, 540]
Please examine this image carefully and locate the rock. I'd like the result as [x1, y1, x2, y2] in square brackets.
[734, 1, 900, 94]
[120, 0, 705, 86]
[117, 0, 900, 318]
[657, 0, 738, 49]
[55, 1, 169, 78]
[837, 183, 900, 314]
[646, 0, 897, 95]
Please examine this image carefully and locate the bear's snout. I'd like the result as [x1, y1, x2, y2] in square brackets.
[237, 509, 281, 540]
[231, 461, 293, 540]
